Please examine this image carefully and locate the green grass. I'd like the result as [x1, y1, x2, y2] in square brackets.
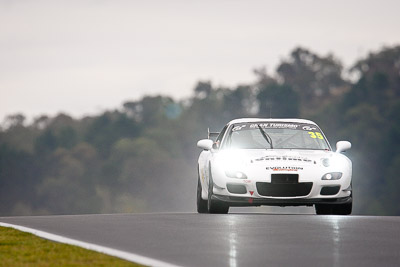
[0, 226, 145, 266]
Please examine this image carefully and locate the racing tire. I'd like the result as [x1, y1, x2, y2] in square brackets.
[207, 167, 229, 214]
[315, 204, 332, 215]
[315, 202, 352, 215]
[197, 175, 208, 213]
[332, 202, 352, 215]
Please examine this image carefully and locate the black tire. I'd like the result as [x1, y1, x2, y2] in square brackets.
[334, 186, 353, 215]
[332, 202, 352, 215]
[197, 174, 208, 213]
[315, 204, 333, 215]
[207, 166, 229, 214]
[315, 201, 352, 215]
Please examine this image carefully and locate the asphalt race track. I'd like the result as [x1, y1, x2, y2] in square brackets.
[1, 213, 400, 266]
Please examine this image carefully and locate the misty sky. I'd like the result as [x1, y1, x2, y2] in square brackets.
[1, 0, 400, 122]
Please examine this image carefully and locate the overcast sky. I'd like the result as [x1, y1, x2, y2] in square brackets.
[1, 0, 400, 122]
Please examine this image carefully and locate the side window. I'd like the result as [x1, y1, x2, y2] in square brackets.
[214, 125, 228, 149]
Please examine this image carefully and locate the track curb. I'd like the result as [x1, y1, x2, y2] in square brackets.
[0, 222, 181, 267]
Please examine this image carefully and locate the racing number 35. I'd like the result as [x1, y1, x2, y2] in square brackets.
[308, 132, 324, 139]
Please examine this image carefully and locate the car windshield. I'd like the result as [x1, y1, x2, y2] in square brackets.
[223, 122, 330, 150]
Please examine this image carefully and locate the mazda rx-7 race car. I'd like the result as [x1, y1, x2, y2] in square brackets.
[196, 118, 352, 215]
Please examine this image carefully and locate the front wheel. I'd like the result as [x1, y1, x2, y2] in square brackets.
[315, 201, 352, 215]
[333, 202, 352, 215]
[207, 167, 229, 214]
[197, 175, 208, 213]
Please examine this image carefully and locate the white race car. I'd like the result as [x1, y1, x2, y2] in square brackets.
[196, 118, 352, 215]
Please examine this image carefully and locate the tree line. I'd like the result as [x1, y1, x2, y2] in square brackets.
[1, 45, 399, 215]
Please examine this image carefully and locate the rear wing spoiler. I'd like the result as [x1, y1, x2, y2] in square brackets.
[208, 128, 220, 139]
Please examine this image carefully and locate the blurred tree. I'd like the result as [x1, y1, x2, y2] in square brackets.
[0, 144, 39, 215]
[35, 146, 100, 214]
[85, 111, 139, 157]
[257, 82, 299, 118]
[57, 126, 78, 149]
[2, 113, 25, 129]
[381, 155, 400, 214]
[32, 115, 50, 130]
[222, 85, 257, 119]
[277, 47, 348, 114]
[0, 118, 38, 153]
[194, 81, 213, 99]
[123, 96, 179, 126]
[35, 130, 58, 154]
[348, 46, 400, 109]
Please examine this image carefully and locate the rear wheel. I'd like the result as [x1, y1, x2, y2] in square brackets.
[197, 174, 208, 213]
[207, 167, 229, 214]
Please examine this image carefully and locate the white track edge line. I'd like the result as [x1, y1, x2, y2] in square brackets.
[0, 222, 181, 267]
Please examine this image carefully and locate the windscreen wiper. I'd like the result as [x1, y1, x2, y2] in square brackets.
[258, 124, 274, 149]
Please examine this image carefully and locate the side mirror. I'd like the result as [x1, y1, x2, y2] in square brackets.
[197, 139, 214, 150]
[336, 141, 351, 153]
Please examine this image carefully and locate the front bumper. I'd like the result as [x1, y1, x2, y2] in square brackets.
[212, 195, 352, 207]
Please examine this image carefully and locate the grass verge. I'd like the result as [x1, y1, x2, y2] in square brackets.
[0, 226, 145, 266]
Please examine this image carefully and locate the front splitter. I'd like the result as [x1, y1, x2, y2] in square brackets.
[212, 194, 352, 207]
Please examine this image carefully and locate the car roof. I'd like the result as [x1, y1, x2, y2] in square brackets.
[227, 118, 318, 125]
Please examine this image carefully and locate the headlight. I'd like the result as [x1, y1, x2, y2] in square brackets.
[321, 158, 331, 167]
[320, 156, 346, 179]
[321, 157, 343, 168]
[225, 170, 248, 179]
[217, 151, 247, 179]
[322, 172, 342, 180]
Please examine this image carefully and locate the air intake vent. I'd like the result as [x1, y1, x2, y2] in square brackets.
[227, 184, 247, 194]
[271, 174, 298, 184]
[320, 186, 340, 195]
[256, 182, 312, 197]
